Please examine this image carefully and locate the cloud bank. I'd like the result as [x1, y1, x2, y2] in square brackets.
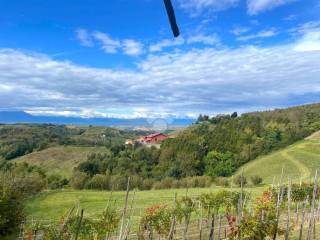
[1, 30, 320, 118]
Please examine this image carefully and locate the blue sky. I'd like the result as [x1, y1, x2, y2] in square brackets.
[0, 0, 320, 118]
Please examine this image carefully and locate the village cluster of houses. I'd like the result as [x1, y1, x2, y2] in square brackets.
[125, 132, 173, 145]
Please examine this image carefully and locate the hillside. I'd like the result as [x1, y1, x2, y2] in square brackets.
[0, 124, 147, 161]
[1, 103, 320, 183]
[13, 146, 109, 177]
[156, 103, 320, 179]
[234, 131, 320, 184]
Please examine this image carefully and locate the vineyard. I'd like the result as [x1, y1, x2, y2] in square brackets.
[19, 173, 320, 240]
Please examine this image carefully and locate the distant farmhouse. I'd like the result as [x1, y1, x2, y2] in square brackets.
[125, 132, 172, 146]
[138, 133, 168, 144]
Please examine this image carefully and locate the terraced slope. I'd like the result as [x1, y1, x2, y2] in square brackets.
[13, 146, 107, 177]
[234, 131, 320, 184]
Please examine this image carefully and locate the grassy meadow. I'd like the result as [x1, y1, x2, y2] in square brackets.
[25, 186, 265, 222]
[234, 132, 320, 184]
[13, 146, 107, 177]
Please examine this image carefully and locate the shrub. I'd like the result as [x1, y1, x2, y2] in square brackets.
[47, 174, 68, 189]
[251, 175, 263, 185]
[139, 178, 155, 190]
[97, 204, 120, 238]
[34, 206, 120, 240]
[0, 172, 45, 237]
[237, 190, 286, 239]
[129, 175, 144, 190]
[109, 175, 128, 190]
[70, 172, 89, 190]
[14, 172, 47, 196]
[153, 177, 175, 190]
[214, 177, 230, 187]
[0, 175, 25, 236]
[233, 175, 247, 187]
[85, 174, 110, 190]
[140, 205, 172, 237]
[180, 176, 212, 188]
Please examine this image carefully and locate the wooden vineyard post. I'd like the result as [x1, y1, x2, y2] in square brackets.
[299, 196, 309, 240]
[60, 206, 75, 238]
[209, 213, 215, 240]
[307, 170, 318, 240]
[316, 200, 320, 222]
[123, 190, 136, 240]
[237, 168, 244, 240]
[248, 192, 253, 215]
[218, 215, 222, 240]
[273, 166, 284, 240]
[199, 202, 203, 240]
[118, 177, 131, 240]
[74, 209, 84, 240]
[272, 176, 275, 189]
[168, 193, 177, 240]
[285, 178, 292, 240]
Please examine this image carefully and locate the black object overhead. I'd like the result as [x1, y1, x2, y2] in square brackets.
[163, 0, 180, 37]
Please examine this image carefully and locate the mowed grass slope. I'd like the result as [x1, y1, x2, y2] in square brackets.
[25, 186, 265, 221]
[234, 131, 320, 184]
[13, 146, 107, 177]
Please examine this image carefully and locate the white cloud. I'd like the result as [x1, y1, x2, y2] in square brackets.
[237, 28, 277, 41]
[92, 31, 121, 54]
[149, 35, 219, 52]
[247, 0, 296, 15]
[178, 0, 239, 15]
[289, 21, 320, 51]
[289, 21, 320, 35]
[75, 29, 94, 47]
[187, 34, 220, 45]
[294, 31, 320, 52]
[149, 38, 185, 52]
[230, 26, 250, 36]
[1, 31, 320, 118]
[77, 30, 144, 56]
[122, 40, 144, 56]
[283, 14, 297, 21]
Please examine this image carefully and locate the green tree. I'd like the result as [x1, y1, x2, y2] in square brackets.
[204, 151, 235, 177]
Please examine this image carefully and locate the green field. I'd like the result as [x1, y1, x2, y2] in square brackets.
[14, 146, 107, 177]
[234, 131, 320, 184]
[22, 131, 320, 223]
[25, 186, 265, 222]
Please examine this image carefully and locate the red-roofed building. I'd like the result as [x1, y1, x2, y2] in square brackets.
[139, 133, 168, 144]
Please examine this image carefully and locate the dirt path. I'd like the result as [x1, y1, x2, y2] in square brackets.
[306, 130, 320, 140]
[280, 150, 310, 180]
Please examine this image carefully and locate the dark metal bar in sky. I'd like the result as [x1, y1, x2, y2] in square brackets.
[163, 0, 180, 37]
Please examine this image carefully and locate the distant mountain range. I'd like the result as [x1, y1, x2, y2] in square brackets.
[0, 111, 195, 127]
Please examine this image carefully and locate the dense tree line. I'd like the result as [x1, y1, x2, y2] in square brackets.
[74, 104, 320, 183]
[158, 103, 320, 178]
[0, 124, 147, 160]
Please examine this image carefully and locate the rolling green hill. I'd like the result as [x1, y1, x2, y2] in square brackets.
[234, 131, 320, 184]
[13, 146, 108, 177]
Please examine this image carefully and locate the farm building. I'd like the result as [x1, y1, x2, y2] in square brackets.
[138, 133, 168, 144]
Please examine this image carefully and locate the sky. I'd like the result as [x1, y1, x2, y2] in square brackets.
[0, 0, 320, 119]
